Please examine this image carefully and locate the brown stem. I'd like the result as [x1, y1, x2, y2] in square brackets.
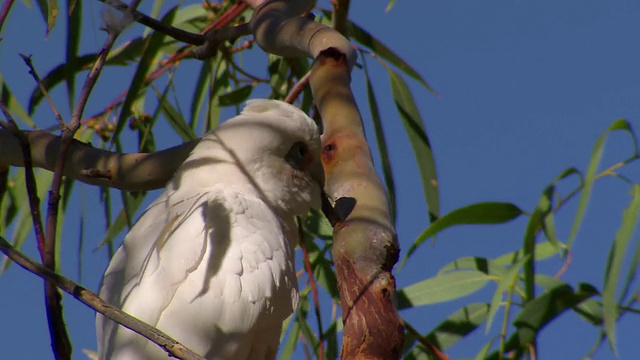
[0, 236, 206, 360]
[0, 100, 70, 358]
[19, 54, 65, 129]
[403, 320, 449, 360]
[96, 0, 205, 45]
[298, 220, 324, 360]
[0, 0, 15, 33]
[0, 103, 47, 258]
[284, 70, 311, 104]
[32, 4, 129, 357]
[66, 2, 248, 131]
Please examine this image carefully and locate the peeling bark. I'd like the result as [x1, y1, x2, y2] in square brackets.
[310, 49, 404, 359]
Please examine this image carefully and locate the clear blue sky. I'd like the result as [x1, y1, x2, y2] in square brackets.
[1, 1, 639, 359]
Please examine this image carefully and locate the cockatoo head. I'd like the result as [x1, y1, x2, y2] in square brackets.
[176, 99, 324, 217]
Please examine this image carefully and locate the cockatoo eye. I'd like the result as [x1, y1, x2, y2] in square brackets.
[285, 141, 310, 171]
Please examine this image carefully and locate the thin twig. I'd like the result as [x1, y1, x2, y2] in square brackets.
[0, 0, 15, 33]
[41, 5, 130, 358]
[222, 51, 269, 83]
[0, 101, 47, 257]
[402, 320, 449, 360]
[96, 0, 205, 45]
[298, 220, 324, 360]
[284, 70, 311, 103]
[0, 100, 71, 357]
[554, 249, 572, 278]
[19, 54, 65, 129]
[0, 235, 206, 360]
[68, 2, 249, 132]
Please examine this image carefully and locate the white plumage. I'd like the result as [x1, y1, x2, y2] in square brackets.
[97, 100, 323, 359]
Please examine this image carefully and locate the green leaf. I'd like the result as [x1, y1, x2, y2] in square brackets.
[474, 337, 497, 360]
[279, 313, 300, 359]
[403, 303, 490, 358]
[96, 191, 146, 249]
[403, 202, 523, 266]
[426, 303, 490, 350]
[33, 0, 48, 26]
[486, 255, 528, 333]
[493, 240, 559, 267]
[1, 169, 54, 272]
[304, 209, 333, 240]
[172, 3, 208, 27]
[603, 184, 640, 357]
[520, 167, 580, 303]
[112, 7, 179, 143]
[323, 320, 339, 360]
[513, 283, 598, 346]
[189, 58, 214, 131]
[28, 38, 147, 113]
[439, 256, 509, 279]
[154, 88, 198, 142]
[386, 68, 439, 222]
[295, 293, 319, 358]
[46, 0, 58, 35]
[65, 0, 81, 111]
[0, 75, 35, 127]
[362, 54, 397, 223]
[327, 11, 436, 94]
[216, 85, 254, 107]
[619, 222, 640, 305]
[397, 270, 489, 309]
[567, 120, 638, 250]
[522, 188, 553, 302]
[385, 0, 397, 12]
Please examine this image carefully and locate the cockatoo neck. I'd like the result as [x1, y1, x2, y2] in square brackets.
[170, 145, 318, 220]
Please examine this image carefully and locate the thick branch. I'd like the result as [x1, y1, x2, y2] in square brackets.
[0, 129, 196, 190]
[311, 49, 403, 359]
[249, 0, 356, 69]
[0, 236, 206, 360]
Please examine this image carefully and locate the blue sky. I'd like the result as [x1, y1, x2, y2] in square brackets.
[1, 1, 640, 359]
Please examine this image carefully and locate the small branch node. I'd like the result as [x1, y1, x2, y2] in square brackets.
[81, 168, 113, 180]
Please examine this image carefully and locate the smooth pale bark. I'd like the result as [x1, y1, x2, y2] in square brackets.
[0, 129, 196, 190]
[250, 1, 404, 358]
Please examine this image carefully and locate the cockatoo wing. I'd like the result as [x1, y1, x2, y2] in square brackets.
[97, 186, 298, 360]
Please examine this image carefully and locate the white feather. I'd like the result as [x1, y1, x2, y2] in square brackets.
[97, 100, 321, 359]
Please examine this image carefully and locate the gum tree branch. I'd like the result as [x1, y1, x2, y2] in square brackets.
[0, 236, 206, 360]
[250, 0, 356, 69]
[0, 129, 196, 190]
[249, 1, 404, 358]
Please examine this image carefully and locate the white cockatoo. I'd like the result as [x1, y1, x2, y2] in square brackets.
[96, 99, 324, 360]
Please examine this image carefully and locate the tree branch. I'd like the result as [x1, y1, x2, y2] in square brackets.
[249, 0, 356, 69]
[97, 0, 205, 45]
[0, 235, 206, 360]
[0, 129, 197, 190]
[1, 98, 72, 358]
